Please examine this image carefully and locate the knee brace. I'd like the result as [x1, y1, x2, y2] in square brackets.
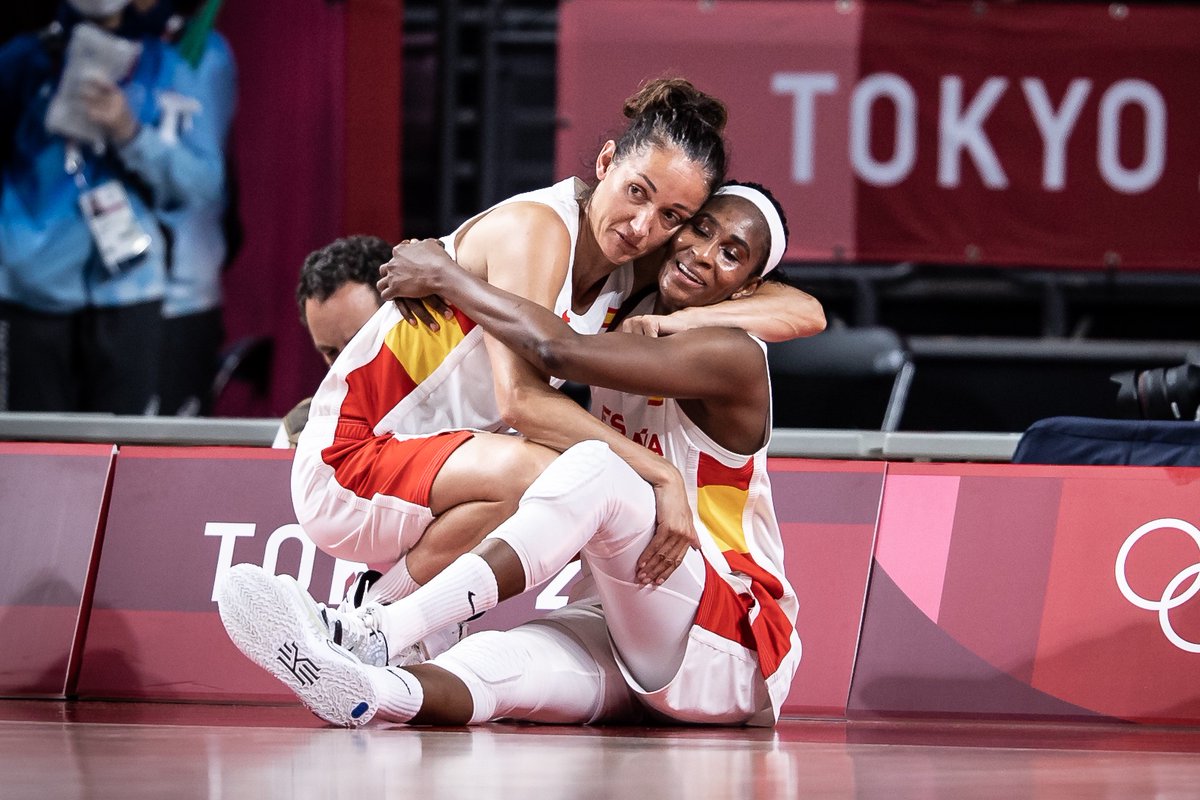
[431, 624, 606, 724]
[484, 441, 655, 587]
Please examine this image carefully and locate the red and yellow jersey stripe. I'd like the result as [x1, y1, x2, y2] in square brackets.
[325, 305, 477, 455]
[694, 452, 794, 679]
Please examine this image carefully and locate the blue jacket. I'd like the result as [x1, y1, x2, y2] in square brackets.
[0, 25, 204, 313]
[141, 31, 237, 318]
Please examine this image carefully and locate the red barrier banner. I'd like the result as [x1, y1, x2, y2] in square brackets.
[77, 447, 592, 701]
[74, 447, 878, 716]
[57, 446, 1200, 723]
[849, 462, 1200, 724]
[0, 443, 113, 697]
[557, 1, 1200, 270]
[78, 447, 307, 701]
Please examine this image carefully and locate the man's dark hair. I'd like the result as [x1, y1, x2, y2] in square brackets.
[296, 235, 391, 325]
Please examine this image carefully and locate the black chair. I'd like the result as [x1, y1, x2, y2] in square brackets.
[767, 325, 914, 431]
[209, 335, 274, 412]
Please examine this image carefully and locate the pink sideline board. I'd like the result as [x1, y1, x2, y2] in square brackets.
[770, 459, 883, 718]
[849, 462, 1200, 724]
[78, 447, 309, 701]
[50, 444, 1200, 724]
[0, 442, 114, 698]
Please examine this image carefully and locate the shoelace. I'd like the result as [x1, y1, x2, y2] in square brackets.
[319, 604, 377, 649]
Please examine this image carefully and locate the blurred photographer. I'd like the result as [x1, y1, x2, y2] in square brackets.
[1013, 353, 1200, 466]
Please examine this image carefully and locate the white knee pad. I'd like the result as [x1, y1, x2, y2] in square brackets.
[518, 440, 619, 515]
[431, 622, 611, 724]
[485, 441, 656, 587]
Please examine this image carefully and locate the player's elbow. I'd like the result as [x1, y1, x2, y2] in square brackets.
[802, 301, 828, 336]
[495, 383, 539, 433]
[513, 329, 581, 378]
[780, 297, 826, 340]
[532, 338, 571, 375]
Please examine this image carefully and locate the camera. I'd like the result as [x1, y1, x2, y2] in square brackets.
[1111, 353, 1200, 421]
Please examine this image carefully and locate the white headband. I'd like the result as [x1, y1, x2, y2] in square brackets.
[713, 184, 787, 276]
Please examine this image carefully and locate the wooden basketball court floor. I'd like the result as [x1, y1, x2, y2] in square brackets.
[3, 699, 1199, 798]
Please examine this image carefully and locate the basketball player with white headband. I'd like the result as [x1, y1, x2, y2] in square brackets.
[220, 180, 804, 727]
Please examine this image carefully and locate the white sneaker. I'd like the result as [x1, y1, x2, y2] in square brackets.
[217, 564, 379, 727]
[314, 579, 457, 668]
[311, 593, 390, 669]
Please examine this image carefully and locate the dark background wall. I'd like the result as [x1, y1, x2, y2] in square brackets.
[5, 0, 1196, 431]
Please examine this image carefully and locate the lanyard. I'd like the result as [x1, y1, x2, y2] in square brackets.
[64, 141, 89, 190]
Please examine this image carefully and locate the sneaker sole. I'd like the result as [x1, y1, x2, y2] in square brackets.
[274, 573, 391, 669]
[217, 564, 378, 727]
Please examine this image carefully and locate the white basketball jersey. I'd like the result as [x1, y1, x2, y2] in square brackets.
[307, 177, 633, 437]
[589, 299, 802, 719]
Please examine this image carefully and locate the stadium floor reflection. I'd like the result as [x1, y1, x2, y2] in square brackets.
[2, 700, 1199, 799]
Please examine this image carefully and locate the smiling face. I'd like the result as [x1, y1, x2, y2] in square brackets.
[655, 194, 771, 314]
[584, 141, 711, 267]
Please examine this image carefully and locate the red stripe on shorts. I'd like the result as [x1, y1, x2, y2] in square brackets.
[322, 430, 474, 506]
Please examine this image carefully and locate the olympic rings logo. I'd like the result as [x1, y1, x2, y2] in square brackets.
[1115, 518, 1200, 654]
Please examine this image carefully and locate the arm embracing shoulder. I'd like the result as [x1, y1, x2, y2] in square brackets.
[463, 204, 705, 581]
[420, 240, 762, 404]
[656, 279, 826, 342]
[464, 205, 680, 470]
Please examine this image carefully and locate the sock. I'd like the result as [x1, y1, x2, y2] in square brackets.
[369, 666, 424, 723]
[376, 552, 498, 662]
[365, 556, 421, 605]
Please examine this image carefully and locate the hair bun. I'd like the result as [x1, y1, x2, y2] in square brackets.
[623, 77, 727, 135]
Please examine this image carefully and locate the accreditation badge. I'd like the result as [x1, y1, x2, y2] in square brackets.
[78, 180, 152, 274]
